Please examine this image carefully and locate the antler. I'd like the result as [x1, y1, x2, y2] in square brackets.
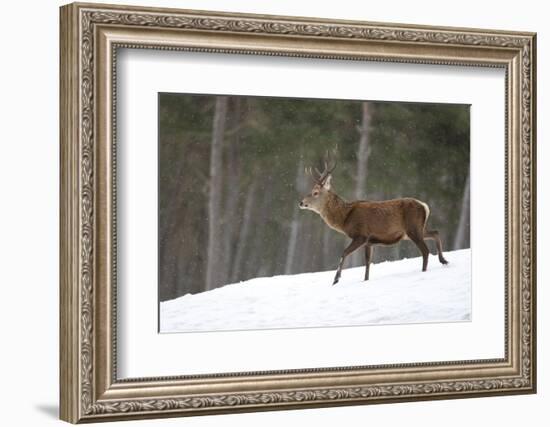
[315, 151, 337, 185]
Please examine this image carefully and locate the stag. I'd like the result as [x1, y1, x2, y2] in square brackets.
[299, 157, 448, 285]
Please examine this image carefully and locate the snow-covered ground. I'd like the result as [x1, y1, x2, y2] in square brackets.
[160, 249, 471, 333]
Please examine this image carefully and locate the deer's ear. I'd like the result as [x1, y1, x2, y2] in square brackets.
[324, 174, 332, 189]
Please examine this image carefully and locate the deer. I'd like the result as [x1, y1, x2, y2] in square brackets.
[299, 157, 448, 285]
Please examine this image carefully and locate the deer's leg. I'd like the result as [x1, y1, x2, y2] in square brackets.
[333, 236, 367, 285]
[364, 244, 373, 281]
[408, 232, 430, 272]
[424, 229, 449, 265]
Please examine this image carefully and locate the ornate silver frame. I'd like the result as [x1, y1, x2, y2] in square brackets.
[60, 2, 537, 423]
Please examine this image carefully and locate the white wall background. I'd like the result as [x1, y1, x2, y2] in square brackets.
[0, 0, 545, 426]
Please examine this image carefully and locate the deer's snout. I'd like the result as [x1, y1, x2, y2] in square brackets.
[299, 200, 307, 209]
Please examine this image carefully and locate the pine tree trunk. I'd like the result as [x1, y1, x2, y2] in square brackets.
[322, 225, 332, 271]
[285, 209, 300, 275]
[249, 186, 273, 278]
[454, 168, 470, 250]
[230, 180, 257, 283]
[205, 96, 228, 291]
[355, 102, 370, 200]
[284, 161, 304, 275]
[351, 102, 371, 267]
[222, 98, 242, 283]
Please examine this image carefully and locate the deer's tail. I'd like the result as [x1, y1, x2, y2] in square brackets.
[417, 200, 430, 229]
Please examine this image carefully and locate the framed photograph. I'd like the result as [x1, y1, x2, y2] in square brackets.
[60, 2, 537, 423]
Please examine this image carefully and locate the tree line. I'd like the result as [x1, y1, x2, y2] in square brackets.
[159, 93, 470, 301]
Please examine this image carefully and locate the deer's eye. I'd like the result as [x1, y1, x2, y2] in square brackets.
[313, 191, 319, 197]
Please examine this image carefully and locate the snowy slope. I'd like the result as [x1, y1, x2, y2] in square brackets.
[160, 249, 471, 333]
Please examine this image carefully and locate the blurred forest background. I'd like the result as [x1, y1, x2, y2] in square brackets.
[159, 94, 470, 302]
